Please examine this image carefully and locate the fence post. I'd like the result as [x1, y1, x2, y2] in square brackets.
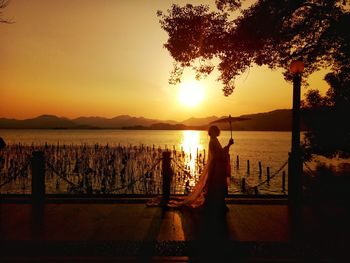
[267, 167, 270, 184]
[241, 178, 246, 193]
[282, 171, 286, 192]
[247, 160, 250, 175]
[162, 151, 171, 204]
[203, 149, 206, 165]
[31, 151, 45, 204]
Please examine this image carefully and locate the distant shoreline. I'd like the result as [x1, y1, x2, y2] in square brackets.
[0, 127, 296, 131]
[1, 109, 307, 131]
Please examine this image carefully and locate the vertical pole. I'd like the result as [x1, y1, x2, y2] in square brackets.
[289, 71, 303, 241]
[31, 151, 45, 204]
[31, 151, 45, 239]
[236, 155, 239, 169]
[282, 171, 286, 193]
[290, 73, 303, 205]
[266, 167, 270, 184]
[258, 161, 262, 177]
[247, 160, 250, 175]
[230, 126, 232, 139]
[162, 151, 171, 204]
[241, 178, 246, 193]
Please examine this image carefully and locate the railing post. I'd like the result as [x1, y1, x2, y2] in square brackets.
[241, 178, 246, 193]
[203, 149, 206, 165]
[162, 151, 171, 204]
[31, 151, 45, 204]
[282, 171, 286, 193]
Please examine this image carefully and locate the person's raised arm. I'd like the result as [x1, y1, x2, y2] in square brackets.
[223, 138, 234, 153]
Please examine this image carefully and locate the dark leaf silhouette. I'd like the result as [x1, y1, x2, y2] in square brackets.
[0, 0, 13, 24]
[158, 0, 350, 95]
[302, 70, 350, 158]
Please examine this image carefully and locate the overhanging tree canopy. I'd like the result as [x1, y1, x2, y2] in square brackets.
[0, 0, 11, 24]
[302, 69, 350, 158]
[158, 0, 350, 95]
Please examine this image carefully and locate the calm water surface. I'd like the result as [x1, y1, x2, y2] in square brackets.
[0, 129, 291, 165]
[1, 129, 291, 194]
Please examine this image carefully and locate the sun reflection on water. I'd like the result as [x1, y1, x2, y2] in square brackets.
[180, 130, 204, 187]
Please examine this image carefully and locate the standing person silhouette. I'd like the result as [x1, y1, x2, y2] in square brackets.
[168, 125, 233, 214]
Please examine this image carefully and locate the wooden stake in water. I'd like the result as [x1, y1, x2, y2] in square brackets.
[258, 161, 262, 177]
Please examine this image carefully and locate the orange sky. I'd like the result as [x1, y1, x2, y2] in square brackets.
[0, 0, 331, 121]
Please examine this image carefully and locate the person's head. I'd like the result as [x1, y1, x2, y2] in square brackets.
[208, 125, 220, 137]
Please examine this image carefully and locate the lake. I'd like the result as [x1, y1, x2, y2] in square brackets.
[0, 129, 291, 195]
[0, 129, 291, 167]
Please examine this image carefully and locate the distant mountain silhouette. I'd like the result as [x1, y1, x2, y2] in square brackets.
[123, 123, 191, 130]
[182, 116, 219, 126]
[0, 109, 301, 131]
[73, 115, 179, 129]
[0, 115, 85, 129]
[214, 109, 298, 131]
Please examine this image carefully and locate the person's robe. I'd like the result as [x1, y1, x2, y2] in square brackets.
[168, 136, 230, 210]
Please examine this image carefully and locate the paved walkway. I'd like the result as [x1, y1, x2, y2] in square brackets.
[0, 199, 349, 262]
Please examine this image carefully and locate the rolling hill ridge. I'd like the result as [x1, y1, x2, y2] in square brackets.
[0, 109, 301, 131]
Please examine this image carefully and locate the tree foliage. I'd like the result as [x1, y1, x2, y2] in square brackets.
[158, 0, 350, 96]
[0, 0, 11, 24]
[302, 70, 350, 158]
[158, 0, 350, 157]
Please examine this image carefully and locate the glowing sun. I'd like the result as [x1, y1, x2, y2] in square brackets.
[178, 80, 205, 107]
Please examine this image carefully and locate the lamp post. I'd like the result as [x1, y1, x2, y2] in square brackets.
[288, 60, 304, 206]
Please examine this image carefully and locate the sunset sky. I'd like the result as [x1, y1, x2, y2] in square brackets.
[0, 0, 331, 121]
